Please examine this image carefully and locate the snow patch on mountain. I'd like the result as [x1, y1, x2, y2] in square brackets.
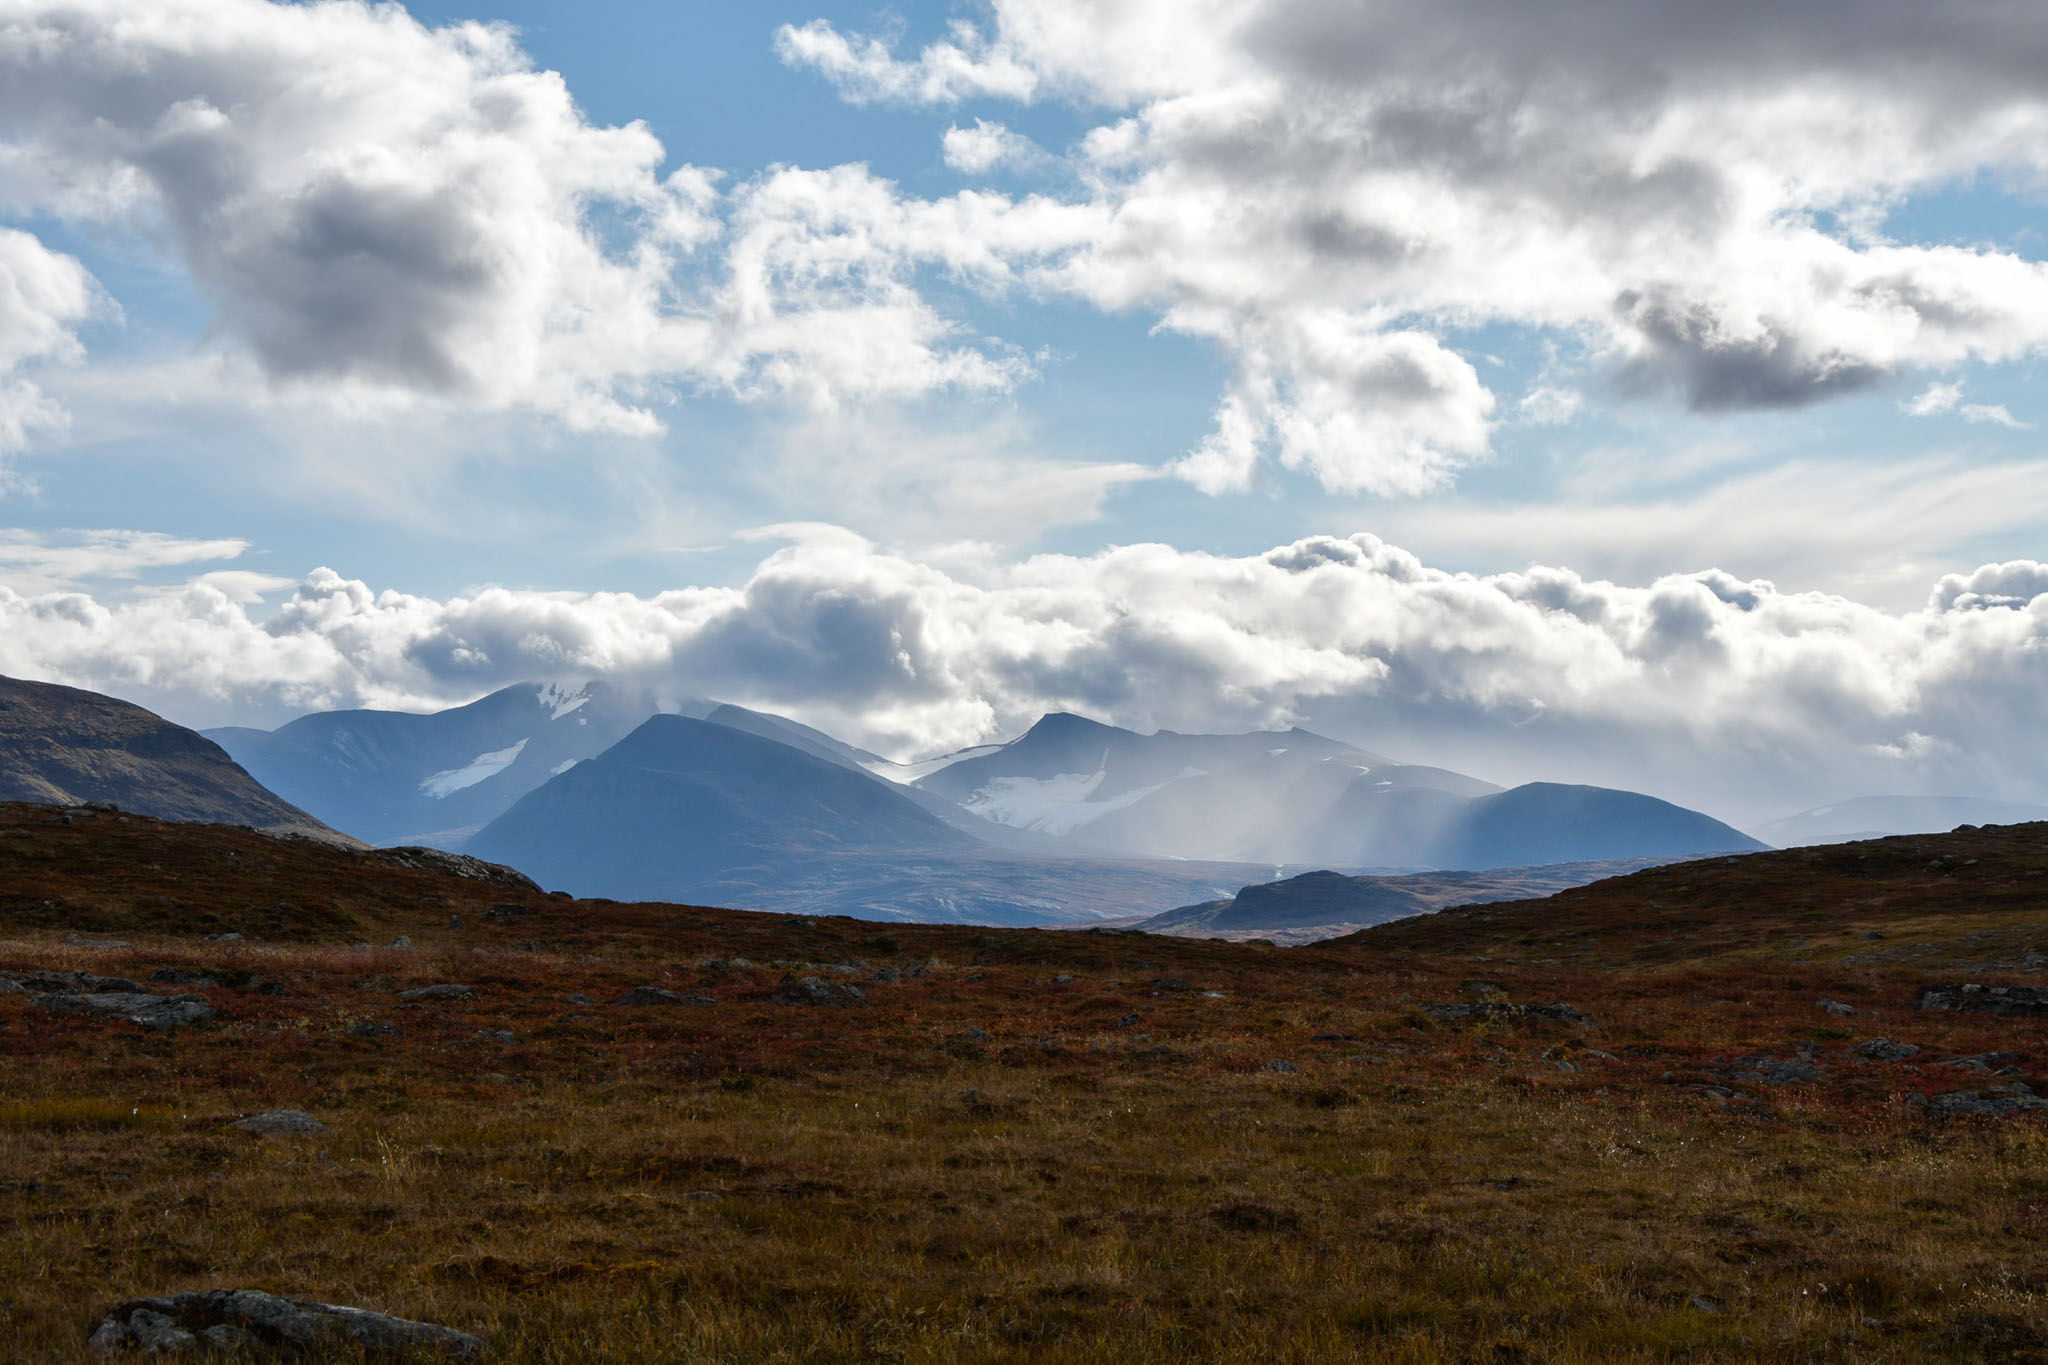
[420, 740, 528, 798]
[536, 682, 589, 720]
[865, 745, 1004, 785]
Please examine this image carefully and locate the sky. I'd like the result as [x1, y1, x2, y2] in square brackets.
[1, 0, 2046, 827]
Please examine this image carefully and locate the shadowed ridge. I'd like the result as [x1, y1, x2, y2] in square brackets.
[0, 674, 353, 844]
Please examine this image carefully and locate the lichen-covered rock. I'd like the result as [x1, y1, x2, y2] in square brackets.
[33, 991, 214, 1030]
[89, 1289, 482, 1358]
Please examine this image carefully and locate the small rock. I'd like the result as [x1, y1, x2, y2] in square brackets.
[398, 984, 474, 1003]
[1115, 1013, 1141, 1028]
[775, 976, 866, 1008]
[1265, 1058, 1300, 1074]
[615, 987, 683, 1006]
[482, 902, 532, 921]
[956, 1026, 991, 1043]
[1053, 974, 1074, 985]
[1816, 998, 1856, 1016]
[87, 1289, 481, 1359]
[233, 1109, 332, 1137]
[147, 967, 218, 987]
[1689, 1295, 1722, 1314]
[448, 914, 464, 929]
[1917, 983, 2048, 1016]
[386, 936, 412, 950]
[564, 993, 594, 1005]
[481, 1029, 519, 1044]
[33, 992, 215, 1031]
[349, 1021, 400, 1039]
[1933, 1050, 2025, 1073]
[1310, 1031, 1356, 1042]
[1149, 977, 1191, 993]
[1854, 1038, 1921, 1063]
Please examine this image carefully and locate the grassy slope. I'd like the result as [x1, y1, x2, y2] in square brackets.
[2, 802, 2046, 1361]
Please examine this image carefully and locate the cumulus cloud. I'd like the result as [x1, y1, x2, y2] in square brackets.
[1905, 380, 1965, 416]
[0, 227, 100, 459]
[0, 0, 1081, 443]
[5, 527, 2048, 823]
[942, 120, 1048, 175]
[785, 0, 2048, 492]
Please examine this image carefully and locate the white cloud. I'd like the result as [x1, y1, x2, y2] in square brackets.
[0, 227, 100, 459]
[784, 0, 2048, 493]
[1962, 402, 2031, 430]
[1904, 380, 1964, 416]
[0, 527, 251, 595]
[6, 527, 2048, 823]
[942, 120, 1048, 175]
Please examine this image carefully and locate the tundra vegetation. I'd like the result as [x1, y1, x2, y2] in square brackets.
[2, 801, 2045, 1361]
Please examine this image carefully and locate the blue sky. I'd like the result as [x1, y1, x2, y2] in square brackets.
[2, 0, 2047, 824]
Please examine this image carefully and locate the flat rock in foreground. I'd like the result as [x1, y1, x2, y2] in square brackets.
[89, 1289, 481, 1358]
[33, 991, 215, 1030]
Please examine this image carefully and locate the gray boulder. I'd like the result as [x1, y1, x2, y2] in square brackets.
[1854, 1038, 1921, 1063]
[1917, 984, 2048, 1017]
[615, 987, 682, 1006]
[89, 1288, 481, 1358]
[233, 1110, 331, 1137]
[398, 984, 475, 1003]
[33, 992, 214, 1030]
[775, 975, 866, 1008]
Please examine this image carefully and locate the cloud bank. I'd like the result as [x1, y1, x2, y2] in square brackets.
[4, 528, 2046, 824]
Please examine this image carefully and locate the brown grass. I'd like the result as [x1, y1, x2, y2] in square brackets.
[1, 803, 2046, 1360]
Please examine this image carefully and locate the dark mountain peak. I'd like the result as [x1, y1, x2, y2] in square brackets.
[1015, 712, 1128, 745]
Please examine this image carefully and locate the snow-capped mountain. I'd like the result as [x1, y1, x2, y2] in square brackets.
[206, 680, 676, 846]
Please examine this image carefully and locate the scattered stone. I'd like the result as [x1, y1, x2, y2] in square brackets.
[1855, 1038, 1921, 1063]
[1719, 1055, 1824, 1084]
[1816, 998, 1857, 1016]
[564, 993, 593, 1005]
[775, 975, 866, 1008]
[1053, 974, 1074, 984]
[1917, 983, 2048, 1017]
[1689, 1295, 1722, 1314]
[1911, 1083, 2048, 1118]
[784, 917, 821, 932]
[820, 962, 864, 977]
[481, 1029, 519, 1044]
[1265, 1058, 1300, 1074]
[386, 936, 412, 950]
[1149, 977, 1191, 993]
[233, 1109, 331, 1137]
[448, 914, 463, 929]
[955, 1026, 991, 1043]
[1932, 1050, 2026, 1074]
[616, 987, 683, 1006]
[349, 1021, 400, 1039]
[957, 1087, 995, 1113]
[147, 968, 218, 987]
[1115, 1013, 1141, 1028]
[1310, 1032, 1357, 1043]
[1420, 1001, 1592, 1025]
[398, 984, 474, 1003]
[963, 972, 986, 983]
[379, 844, 539, 891]
[208, 933, 243, 943]
[9, 970, 144, 993]
[33, 992, 215, 1031]
[88, 1289, 481, 1359]
[481, 903, 531, 922]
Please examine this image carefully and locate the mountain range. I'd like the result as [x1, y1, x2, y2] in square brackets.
[0, 672, 1778, 922]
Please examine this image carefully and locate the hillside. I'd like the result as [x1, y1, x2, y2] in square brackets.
[0, 674, 346, 842]
[1, 804, 2046, 1359]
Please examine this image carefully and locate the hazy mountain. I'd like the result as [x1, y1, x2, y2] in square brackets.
[464, 714, 982, 904]
[207, 680, 672, 846]
[1755, 795, 2048, 847]
[911, 712, 1756, 870]
[0, 674, 345, 841]
[1142, 856, 1678, 942]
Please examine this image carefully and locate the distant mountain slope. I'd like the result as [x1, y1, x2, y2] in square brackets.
[208, 681, 669, 846]
[910, 711, 1752, 871]
[0, 674, 345, 841]
[1755, 795, 2048, 846]
[1421, 783, 1766, 867]
[1141, 857, 1678, 942]
[464, 714, 983, 904]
